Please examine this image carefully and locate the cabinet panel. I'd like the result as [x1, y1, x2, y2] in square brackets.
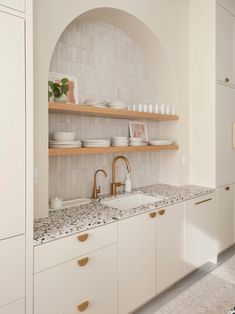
[0, 235, 25, 307]
[0, 11, 25, 240]
[118, 213, 156, 314]
[60, 284, 117, 314]
[0, 298, 25, 314]
[185, 194, 216, 274]
[34, 244, 117, 314]
[216, 3, 234, 84]
[0, 0, 25, 12]
[216, 83, 235, 186]
[156, 204, 185, 294]
[216, 185, 234, 253]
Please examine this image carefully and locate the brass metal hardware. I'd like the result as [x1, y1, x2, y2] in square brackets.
[149, 212, 157, 218]
[225, 77, 230, 83]
[111, 156, 131, 195]
[225, 186, 230, 191]
[77, 301, 89, 312]
[77, 233, 89, 242]
[92, 169, 107, 199]
[194, 198, 212, 205]
[77, 257, 89, 267]
[158, 209, 166, 216]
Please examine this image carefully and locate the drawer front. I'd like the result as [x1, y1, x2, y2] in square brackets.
[59, 284, 117, 314]
[0, 298, 25, 314]
[34, 223, 117, 273]
[0, 235, 25, 307]
[34, 244, 117, 314]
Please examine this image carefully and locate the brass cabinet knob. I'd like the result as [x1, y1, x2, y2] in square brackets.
[77, 233, 89, 242]
[149, 212, 157, 218]
[77, 257, 89, 267]
[225, 186, 230, 191]
[158, 209, 166, 216]
[77, 301, 89, 312]
[225, 77, 230, 83]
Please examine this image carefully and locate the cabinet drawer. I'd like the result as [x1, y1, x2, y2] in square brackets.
[34, 223, 117, 273]
[59, 284, 117, 314]
[0, 235, 25, 307]
[0, 298, 25, 314]
[34, 244, 117, 314]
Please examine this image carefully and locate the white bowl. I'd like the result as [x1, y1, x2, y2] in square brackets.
[52, 132, 75, 141]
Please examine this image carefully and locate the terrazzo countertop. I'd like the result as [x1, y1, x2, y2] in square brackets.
[34, 184, 215, 246]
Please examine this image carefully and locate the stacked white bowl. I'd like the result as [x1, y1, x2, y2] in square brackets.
[111, 137, 129, 147]
[82, 139, 111, 148]
[83, 99, 108, 108]
[49, 132, 82, 148]
[107, 101, 127, 110]
[129, 137, 148, 146]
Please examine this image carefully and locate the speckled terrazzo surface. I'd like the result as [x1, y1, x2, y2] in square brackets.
[34, 184, 215, 246]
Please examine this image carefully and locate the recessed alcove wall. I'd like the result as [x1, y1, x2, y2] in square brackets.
[49, 19, 160, 200]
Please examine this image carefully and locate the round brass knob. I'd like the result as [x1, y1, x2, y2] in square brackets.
[149, 212, 157, 218]
[77, 233, 89, 242]
[77, 301, 89, 312]
[158, 209, 166, 216]
[225, 77, 230, 83]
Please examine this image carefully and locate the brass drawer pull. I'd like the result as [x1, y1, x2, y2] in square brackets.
[225, 77, 230, 83]
[77, 257, 89, 267]
[149, 212, 157, 218]
[77, 233, 89, 242]
[194, 198, 212, 205]
[225, 186, 230, 191]
[158, 209, 166, 216]
[77, 301, 89, 312]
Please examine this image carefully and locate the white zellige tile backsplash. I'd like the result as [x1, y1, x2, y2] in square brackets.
[49, 20, 160, 201]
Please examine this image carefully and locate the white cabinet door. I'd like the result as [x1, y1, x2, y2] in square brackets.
[216, 185, 234, 253]
[185, 194, 216, 274]
[0, 11, 25, 240]
[0, 235, 25, 307]
[216, 83, 235, 186]
[216, 3, 234, 84]
[0, 298, 25, 314]
[118, 212, 156, 314]
[0, 0, 25, 12]
[155, 204, 185, 294]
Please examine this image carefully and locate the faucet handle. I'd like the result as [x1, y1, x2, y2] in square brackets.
[97, 186, 101, 194]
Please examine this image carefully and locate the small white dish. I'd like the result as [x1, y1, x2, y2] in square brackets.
[149, 140, 175, 146]
[129, 137, 142, 143]
[129, 142, 148, 147]
[52, 132, 75, 141]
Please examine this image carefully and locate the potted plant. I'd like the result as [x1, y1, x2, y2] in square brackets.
[48, 78, 69, 103]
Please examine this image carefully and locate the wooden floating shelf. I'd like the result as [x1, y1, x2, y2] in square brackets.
[49, 145, 179, 157]
[49, 102, 179, 121]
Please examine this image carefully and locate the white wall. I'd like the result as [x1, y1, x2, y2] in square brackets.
[189, 0, 216, 187]
[34, 0, 190, 218]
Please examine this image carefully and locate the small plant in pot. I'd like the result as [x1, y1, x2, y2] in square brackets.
[48, 78, 69, 103]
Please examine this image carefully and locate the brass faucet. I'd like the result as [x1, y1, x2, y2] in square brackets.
[111, 156, 131, 195]
[92, 169, 107, 199]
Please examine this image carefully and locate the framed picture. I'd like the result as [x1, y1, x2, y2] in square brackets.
[129, 121, 149, 141]
[48, 72, 79, 104]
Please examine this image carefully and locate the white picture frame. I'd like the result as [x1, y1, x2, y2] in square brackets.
[48, 72, 79, 104]
[129, 121, 149, 142]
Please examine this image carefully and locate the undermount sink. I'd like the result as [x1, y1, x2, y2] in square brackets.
[101, 193, 163, 210]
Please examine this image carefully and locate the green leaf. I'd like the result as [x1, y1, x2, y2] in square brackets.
[61, 78, 69, 84]
[61, 85, 69, 95]
[48, 81, 54, 89]
[53, 87, 61, 97]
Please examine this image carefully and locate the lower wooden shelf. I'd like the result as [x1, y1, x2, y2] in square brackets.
[49, 145, 179, 156]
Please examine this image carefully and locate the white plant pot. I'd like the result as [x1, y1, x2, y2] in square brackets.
[54, 94, 67, 103]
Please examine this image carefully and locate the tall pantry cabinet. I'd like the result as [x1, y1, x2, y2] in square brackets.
[216, 0, 235, 254]
[0, 1, 33, 313]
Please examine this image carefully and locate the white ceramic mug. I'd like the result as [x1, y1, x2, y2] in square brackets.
[155, 103, 159, 114]
[165, 104, 170, 115]
[148, 104, 153, 113]
[50, 197, 63, 209]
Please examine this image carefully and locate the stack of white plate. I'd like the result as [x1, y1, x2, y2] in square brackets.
[107, 101, 128, 110]
[49, 132, 82, 148]
[149, 139, 175, 146]
[83, 99, 108, 108]
[129, 137, 148, 147]
[82, 139, 111, 148]
[112, 137, 129, 147]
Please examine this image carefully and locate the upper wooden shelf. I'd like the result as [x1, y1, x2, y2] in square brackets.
[49, 145, 179, 157]
[48, 102, 179, 121]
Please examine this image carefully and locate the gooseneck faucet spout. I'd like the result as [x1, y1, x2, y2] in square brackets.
[111, 156, 131, 195]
